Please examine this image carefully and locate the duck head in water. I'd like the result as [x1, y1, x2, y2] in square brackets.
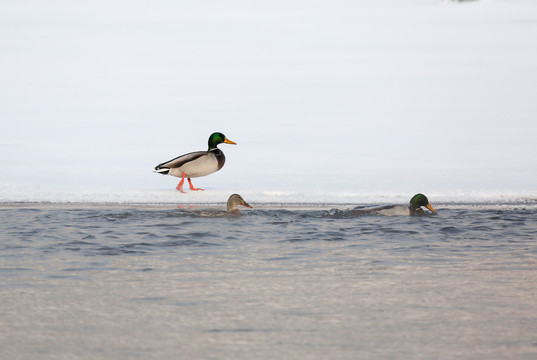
[227, 194, 252, 215]
[409, 193, 437, 216]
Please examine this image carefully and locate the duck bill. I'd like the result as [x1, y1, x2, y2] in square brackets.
[224, 138, 237, 145]
[426, 203, 437, 213]
[242, 201, 252, 208]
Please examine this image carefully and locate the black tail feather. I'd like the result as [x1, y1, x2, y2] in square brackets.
[154, 166, 170, 175]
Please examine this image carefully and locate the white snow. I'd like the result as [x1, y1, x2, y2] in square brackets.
[1, 0, 537, 204]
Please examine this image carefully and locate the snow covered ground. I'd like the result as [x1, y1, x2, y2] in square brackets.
[1, 0, 536, 204]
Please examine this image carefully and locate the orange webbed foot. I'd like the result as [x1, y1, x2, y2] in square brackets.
[188, 178, 204, 191]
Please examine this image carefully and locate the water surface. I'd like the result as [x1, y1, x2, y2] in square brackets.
[1, 203, 537, 359]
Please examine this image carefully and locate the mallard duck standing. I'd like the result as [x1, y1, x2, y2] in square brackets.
[154, 132, 236, 192]
[351, 193, 437, 216]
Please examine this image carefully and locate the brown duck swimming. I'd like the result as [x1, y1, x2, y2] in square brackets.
[197, 194, 252, 217]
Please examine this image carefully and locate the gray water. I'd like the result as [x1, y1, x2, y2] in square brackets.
[1, 203, 537, 359]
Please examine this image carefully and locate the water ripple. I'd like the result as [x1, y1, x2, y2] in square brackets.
[440, 226, 463, 233]
[1, 205, 536, 261]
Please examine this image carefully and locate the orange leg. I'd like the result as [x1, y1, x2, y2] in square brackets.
[176, 173, 187, 193]
[188, 178, 204, 191]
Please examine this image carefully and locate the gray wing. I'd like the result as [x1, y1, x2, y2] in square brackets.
[349, 205, 395, 215]
[155, 151, 207, 170]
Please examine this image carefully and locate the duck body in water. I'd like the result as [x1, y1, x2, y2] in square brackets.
[196, 194, 252, 217]
[350, 194, 437, 216]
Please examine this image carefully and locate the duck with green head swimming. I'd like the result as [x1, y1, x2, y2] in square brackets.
[351, 193, 437, 216]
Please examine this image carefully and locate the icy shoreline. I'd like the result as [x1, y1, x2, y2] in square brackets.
[2, 187, 536, 207]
